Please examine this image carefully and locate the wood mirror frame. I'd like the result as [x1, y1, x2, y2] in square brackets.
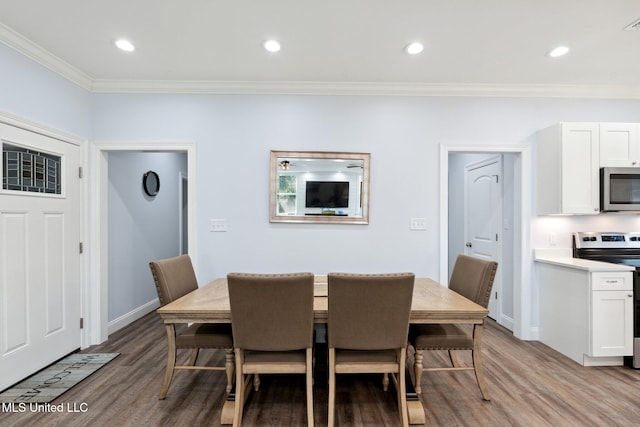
[269, 150, 370, 224]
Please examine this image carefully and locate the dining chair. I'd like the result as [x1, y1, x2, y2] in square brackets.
[227, 272, 315, 427]
[149, 255, 234, 399]
[327, 272, 415, 427]
[409, 254, 497, 400]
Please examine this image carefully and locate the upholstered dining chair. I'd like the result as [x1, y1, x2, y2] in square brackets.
[149, 255, 234, 399]
[227, 272, 315, 427]
[327, 272, 415, 427]
[409, 254, 497, 400]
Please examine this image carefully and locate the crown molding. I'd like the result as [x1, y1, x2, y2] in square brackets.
[90, 79, 640, 99]
[2, 22, 640, 99]
[0, 22, 92, 90]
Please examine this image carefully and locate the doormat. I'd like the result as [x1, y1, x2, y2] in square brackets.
[0, 353, 119, 403]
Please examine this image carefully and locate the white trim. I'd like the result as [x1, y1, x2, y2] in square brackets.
[0, 110, 84, 145]
[440, 143, 533, 340]
[108, 298, 160, 335]
[0, 23, 92, 91]
[2, 22, 640, 99]
[88, 140, 197, 345]
[178, 172, 187, 255]
[90, 79, 640, 99]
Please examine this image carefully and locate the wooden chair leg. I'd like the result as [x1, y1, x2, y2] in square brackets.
[233, 349, 244, 427]
[253, 374, 260, 391]
[328, 348, 336, 427]
[472, 324, 491, 401]
[159, 325, 177, 400]
[187, 348, 199, 366]
[225, 348, 235, 393]
[449, 349, 461, 367]
[413, 349, 423, 394]
[398, 348, 409, 427]
[306, 348, 314, 427]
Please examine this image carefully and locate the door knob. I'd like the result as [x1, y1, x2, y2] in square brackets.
[466, 242, 472, 248]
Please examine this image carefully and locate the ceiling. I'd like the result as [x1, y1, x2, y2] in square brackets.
[1, 0, 640, 96]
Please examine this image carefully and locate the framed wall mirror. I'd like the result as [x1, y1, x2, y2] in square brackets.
[269, 150, 370, 224]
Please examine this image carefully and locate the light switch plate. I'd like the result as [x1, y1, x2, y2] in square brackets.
[210, 218, 228, 232]
[410, 217, 427, 231]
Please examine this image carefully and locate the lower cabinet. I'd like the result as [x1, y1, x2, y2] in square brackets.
[591, 289, 634, 357]
[538, 264, 633, 366]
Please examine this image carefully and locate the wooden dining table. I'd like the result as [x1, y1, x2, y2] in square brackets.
[157, 276, 489, 425]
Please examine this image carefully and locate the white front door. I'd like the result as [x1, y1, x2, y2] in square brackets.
[0, 123, 81, 390]
[465, 156, 501, 319]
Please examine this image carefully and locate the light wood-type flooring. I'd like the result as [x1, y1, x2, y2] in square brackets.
[1, 312, 639, 426]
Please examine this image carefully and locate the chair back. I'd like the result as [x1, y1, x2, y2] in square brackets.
[227, 272, 314, 351]
[449, 254, 498, 308]
[149, 255, 199, 306]
[328, 273, 415, 350]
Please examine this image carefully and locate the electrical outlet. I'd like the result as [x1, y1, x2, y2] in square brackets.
[209, 219, 228, 232]
[410, 217, 427, 231]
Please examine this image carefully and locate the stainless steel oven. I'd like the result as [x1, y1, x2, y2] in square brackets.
[573, 232, 640, 368]
[601, 167, 640, 212]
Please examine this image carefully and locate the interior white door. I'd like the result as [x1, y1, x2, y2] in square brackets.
[465, 156, 501, 319]
[0, 123, 81, 391]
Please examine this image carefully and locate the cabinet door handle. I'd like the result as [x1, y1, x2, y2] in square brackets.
[629, 294, 634, 298]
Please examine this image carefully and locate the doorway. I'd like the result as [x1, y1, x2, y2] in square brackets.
[440, 144, 533, 341]
[88, 141, 196, 345]
[449, 154, 505, 324]
[107, 151, 188, 334]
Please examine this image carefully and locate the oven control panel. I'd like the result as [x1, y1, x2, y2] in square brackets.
[574, 232, 640, 249]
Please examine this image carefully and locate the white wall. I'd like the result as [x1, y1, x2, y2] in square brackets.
[107, 151, 187, 324]
[4, 41, 640, 338]
[91, 95, 640, 285]
[0, 43, 91, 136]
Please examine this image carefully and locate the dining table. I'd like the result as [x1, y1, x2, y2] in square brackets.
[157, 275, 489, 425]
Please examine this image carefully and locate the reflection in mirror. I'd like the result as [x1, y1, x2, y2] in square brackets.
[270, 151, 370, 224]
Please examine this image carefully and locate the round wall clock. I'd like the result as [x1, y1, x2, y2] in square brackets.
[143, 170, 160, 196]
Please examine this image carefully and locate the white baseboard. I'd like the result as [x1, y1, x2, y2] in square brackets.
[108, 298, 160, 335]
[494, 315, 539, 341]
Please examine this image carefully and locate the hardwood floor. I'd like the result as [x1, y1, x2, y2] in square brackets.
[1, 312, 639, 426]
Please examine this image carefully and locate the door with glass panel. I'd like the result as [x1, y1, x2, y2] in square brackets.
[0, 123, 81, 390]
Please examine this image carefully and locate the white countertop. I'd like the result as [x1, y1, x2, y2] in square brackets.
[534, 248, 635, 272]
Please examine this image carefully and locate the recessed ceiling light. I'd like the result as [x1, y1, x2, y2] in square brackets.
[548, 46, 569, 58]
[264, 39, 281, 53]
[115, 39, 135, 52]
[404, 42, 424, 55]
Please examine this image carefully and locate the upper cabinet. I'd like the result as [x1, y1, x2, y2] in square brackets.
[599, 123, 640, 167]
[536, 122, 640, 215]
[536, 123, 600, 215]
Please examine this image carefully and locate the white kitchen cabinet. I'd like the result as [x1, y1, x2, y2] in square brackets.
[599, 123, 640, 167]
[537, 262, 633, 366]
[536, 122, 600, 215]
[591, 289, 634, 357]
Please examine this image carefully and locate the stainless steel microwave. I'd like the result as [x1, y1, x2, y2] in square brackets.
[601, 167, 640, 212]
